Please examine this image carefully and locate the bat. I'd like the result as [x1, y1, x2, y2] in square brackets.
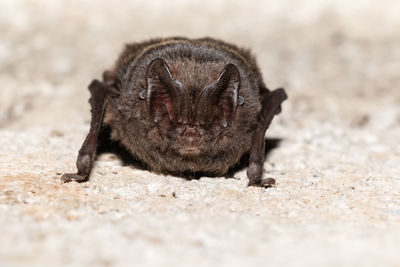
[62, 37, 287, 187]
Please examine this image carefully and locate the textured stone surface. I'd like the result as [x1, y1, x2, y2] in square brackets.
[1, 0, 400, 266]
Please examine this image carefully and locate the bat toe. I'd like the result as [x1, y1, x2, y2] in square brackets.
[61, 173, 88, 183]
[259, 177, 276, 188]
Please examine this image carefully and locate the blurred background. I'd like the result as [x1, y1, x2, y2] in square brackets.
[1, 0, 399, 129]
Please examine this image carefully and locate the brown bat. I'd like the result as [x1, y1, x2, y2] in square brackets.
[62, 37, 287, 187]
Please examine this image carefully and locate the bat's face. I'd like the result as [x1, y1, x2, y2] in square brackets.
[144, 58, 241, 157]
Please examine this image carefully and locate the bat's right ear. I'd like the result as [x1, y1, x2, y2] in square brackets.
[145, 58, 190, 131]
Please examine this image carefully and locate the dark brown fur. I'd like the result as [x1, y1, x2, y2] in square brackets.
[62, 37, 287, 187]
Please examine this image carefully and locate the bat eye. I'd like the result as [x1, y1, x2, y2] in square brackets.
[221, 119, 227, 128]
[238, 96, 244, 106]
[139, 90, 146, 100]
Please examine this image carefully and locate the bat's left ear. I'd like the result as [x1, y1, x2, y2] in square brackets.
[196, 64, 240, 128]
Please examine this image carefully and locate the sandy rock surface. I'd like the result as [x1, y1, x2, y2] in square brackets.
[1, 1, 400, 266]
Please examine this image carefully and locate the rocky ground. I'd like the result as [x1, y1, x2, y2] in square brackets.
[1, 0, 400, 266]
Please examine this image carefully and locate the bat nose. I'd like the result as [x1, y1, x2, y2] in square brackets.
[182, 125, 197, 137]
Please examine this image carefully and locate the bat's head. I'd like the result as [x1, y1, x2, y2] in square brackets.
[144, 58, 241, 157]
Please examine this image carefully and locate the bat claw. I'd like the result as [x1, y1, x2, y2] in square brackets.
[61, 173, 88, 183]
[260, 177, 276, 188]
[248, 177, 276, 188]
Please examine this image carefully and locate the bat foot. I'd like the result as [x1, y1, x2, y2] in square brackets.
[248, 177, 276, 188]
[247, 162, 262, 184]
[247, 163, 276, 188]
[61, 173, 88, 183]
[259, 177, 276, 188]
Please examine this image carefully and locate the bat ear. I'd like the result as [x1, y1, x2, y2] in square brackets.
[146, 58, 190, 131]
[196, 64, 240, 128]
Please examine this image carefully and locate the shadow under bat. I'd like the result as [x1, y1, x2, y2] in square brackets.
[96, 126, 283, 181]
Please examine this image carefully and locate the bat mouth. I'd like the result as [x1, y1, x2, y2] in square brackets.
[178, 146, 201, 156]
